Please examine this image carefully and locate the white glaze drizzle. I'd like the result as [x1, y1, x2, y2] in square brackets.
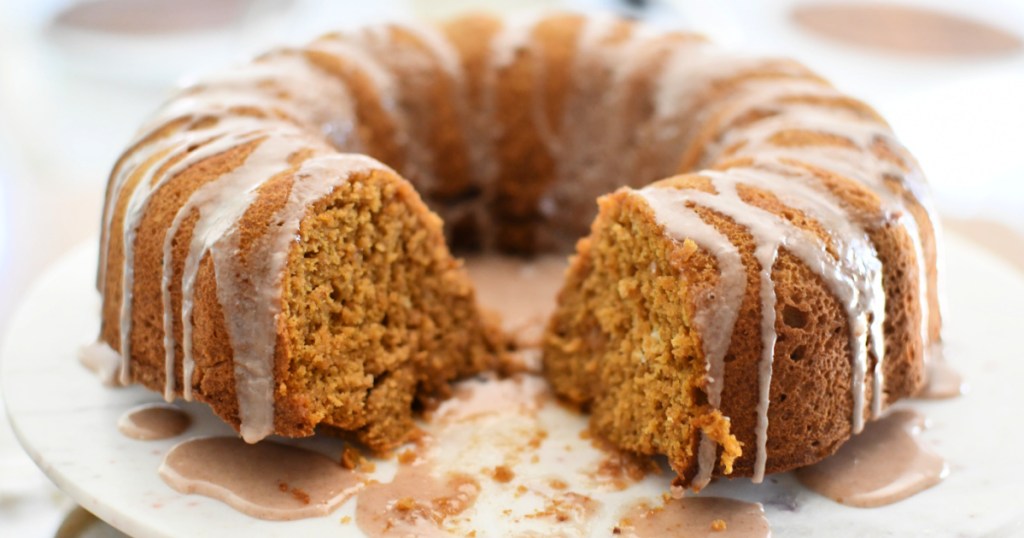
[348, 25, 436, 193]
[161, 130, 315, 402]
[723, 165, 887, 427]
[721, 106, 931, 351]
[396, 21, 489, 193]
[692, 81, 936, 429]
[306, 34, 405, 162]
[471, 14, 545, 251]
[633, 186, 745, 490]
[116, 126, 254, 384]
[522, 15, 616, 230]
[78, 341, 123, 387]
[219, 153, 385, 442]
[768, 161, 886, 418]
[307, 36, 400, 116]
[654, 46, 808, 142]
[100, 52, 353, 297]
[547, 15, 632, 217]
[104, 39, 386, 439]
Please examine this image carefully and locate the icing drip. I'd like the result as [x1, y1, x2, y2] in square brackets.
[349, 25, 437, 193]
[116, 124, 273, 385]
[654, 47, 808, 141]
[307, 36, 400, 117]
[99, 49, 356, 294]
[722, 165, 888, 425]
[305, 35, 403, 159]
[720, 106, 933, 348]
[396, 21, 492, 203]
[619, 497, 770, 537]
[396, 22, 462, 82]
[633, 188, 744, 490]
[633, 59, 937, 478]
[113, 104, 382, 441]
[221, 153, 384, 442]
[161, 130, 314, 401]
[108, 88, 385, 440]
[118, 403, 191, 440]
[544, 15, 645, 242]
[474, 14, 545, 251]
[637, 162, 888, 483]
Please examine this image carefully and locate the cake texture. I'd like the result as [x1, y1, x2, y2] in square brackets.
[95, 12, 940, 484]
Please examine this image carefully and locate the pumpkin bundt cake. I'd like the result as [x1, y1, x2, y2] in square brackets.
[93, 12, 940, 486]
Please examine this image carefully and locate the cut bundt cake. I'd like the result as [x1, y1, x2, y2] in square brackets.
[98, 130, 502, 448]
[94, 12, 940, 484]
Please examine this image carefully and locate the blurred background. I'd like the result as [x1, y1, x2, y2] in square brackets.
[0, 0, 1021, 535]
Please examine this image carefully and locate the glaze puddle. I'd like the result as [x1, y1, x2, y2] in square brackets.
[356, 463, 481, 537]
[585, 437, 660, 492]
[795, 409, 947, 507]
[463, 255, 568, 348]
[432, 374, 548, 424]
[117, 403, 190, 440]
[792, 3, 1022, 57]
[159, 437, 362, 520]
[51, 0, 257, 35]
[617, 497, 770, 537]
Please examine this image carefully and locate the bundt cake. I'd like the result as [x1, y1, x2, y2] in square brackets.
[94, 12, 940, 486]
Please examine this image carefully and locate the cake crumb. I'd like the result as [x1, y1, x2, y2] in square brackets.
[340, 515, 351, 524]
[397, 449, 417, 465]
[549, 478, 568, 490]
[681, 238, 699, 260]
[340, 447, 362, 470]
[711, 518, 727, 531]
[394, 497, 416, 512]
[492, 465, 515, 483]
[291, 487, 311, 505]
[528, 430, 548, 449]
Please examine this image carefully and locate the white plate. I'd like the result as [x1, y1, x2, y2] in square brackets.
[3, 232, 1024, 537]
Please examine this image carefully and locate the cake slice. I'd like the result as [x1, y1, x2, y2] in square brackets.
[543, 165, 920, 487]
[98, 131, 503, 450]
[544, 176, 744, 486]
